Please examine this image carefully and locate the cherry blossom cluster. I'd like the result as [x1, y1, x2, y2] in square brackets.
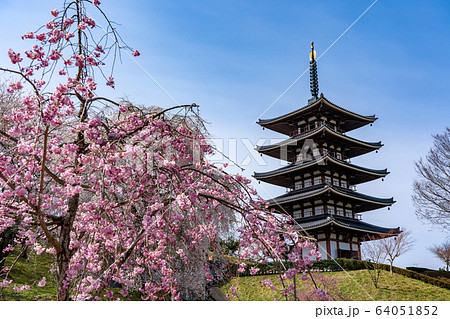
[0, 0, 319, 301]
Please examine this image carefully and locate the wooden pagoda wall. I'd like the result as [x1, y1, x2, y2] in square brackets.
[305, 230, 361, 260]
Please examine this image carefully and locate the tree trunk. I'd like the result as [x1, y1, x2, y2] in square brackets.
[56, 194, 79, 301]
[56, 249, 70, 301]
[390, 261, 393, 274]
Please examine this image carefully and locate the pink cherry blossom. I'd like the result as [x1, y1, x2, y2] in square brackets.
[64, 33, 75, 41]
[82, 17, 96, 28]
[7, 49, 22, 64]
[249, 267, 260, 275]
[37, 277, 47, 287]
[106, 76, 115, 88]
[21, 31, 34, 39]
[45, 20, 58, 30]
[0, 280, 13, 288]
[8, 81, 23, 92]
[86, 77, 97, 91]
[13, 285, 30, 292]
[62, 17, 74, 30]
[23, 68, 34, 77]
[0, 0, 319, 302]
[49, 49, 62, 60]
[36, 33, 47, 41]
[95, 45, 104, 53]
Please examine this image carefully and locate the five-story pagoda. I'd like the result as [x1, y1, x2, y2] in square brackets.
[254, 43, 399, 260]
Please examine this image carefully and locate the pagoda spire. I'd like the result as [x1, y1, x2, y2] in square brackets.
[309, 41, 319, 104]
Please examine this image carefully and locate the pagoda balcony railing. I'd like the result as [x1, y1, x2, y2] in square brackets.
[325, 181, 356, 192]
[287, 182, 356, 193]
[323, 152, 350, 163]
[292, 213, 362, 222]
[289, 122, 346, 138]
[289, 153, 350, 165]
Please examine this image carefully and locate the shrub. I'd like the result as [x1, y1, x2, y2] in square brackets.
[406, 267, 434, 273]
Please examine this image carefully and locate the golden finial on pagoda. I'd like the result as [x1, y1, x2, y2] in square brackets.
[310, 41, 316, 61]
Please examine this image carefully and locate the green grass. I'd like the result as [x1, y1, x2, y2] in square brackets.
[0, 249, 57, 301]
[3, 250, 450, 301]
[0, 249, 146, 301]
[221, 270, 450, 301]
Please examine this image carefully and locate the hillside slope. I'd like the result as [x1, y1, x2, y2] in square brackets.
[221, 270, 450, 301]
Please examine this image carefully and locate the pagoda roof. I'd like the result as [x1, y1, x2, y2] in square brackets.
[253, 155, 388, 188]
[255, 124, 382, 160]
[294, 214, 400, 237]
[257, 95, 377, 135]
[268, 184, 394, 213]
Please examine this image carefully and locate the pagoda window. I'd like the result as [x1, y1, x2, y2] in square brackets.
[336, 152, 342, 160]
[341, 180, 348, 188]
[344, 209, 352, 218]
[294, 181, 302, 190]
[314, 176, 322, 186]
[313, 148, 320, 157]
[304, 179, 312, 188]
[327, 206, 335, 214]
[333, 178, 340, 187]
[323, 148, 328, 155]
[325, 176, 331, 185]
[293, 210, 302, 219]
[315, 206, 325, 215]
[337, 208, 344, 216]
[304, 208, 313, 218]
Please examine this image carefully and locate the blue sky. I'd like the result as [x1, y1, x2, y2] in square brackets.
[0, 0, 449, 270]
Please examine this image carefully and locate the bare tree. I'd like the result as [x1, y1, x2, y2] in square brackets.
[429, 242, 450, 271]
[413, 128, 450, 232]
[362, 238, 387, 288]
[380, 230, 414, 274]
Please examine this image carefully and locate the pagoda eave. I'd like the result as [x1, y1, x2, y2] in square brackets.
[294, 215, 400, 237]
[253, 155, 388, 188]
[257, 95, 377, 135]
[256, 124, 382, 160]
[268, 185, 395, 213]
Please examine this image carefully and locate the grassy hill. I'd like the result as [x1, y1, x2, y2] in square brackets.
[2, 249, 450, 301]
[220, 270, 450, 301]
[0, 249, 57, 301]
